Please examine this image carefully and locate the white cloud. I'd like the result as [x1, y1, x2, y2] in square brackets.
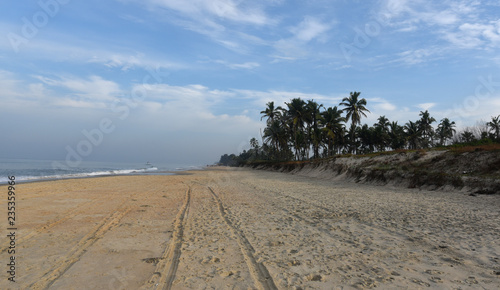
[65, 45, 182, 71]
[384, 0, 413, 15]
[444, 20, 500, 49]
[51, 99, 108, 109]
[234, 89, 343, 110]
[136, 83, 233, 109]
[0, 70, 23, 97]
[273, 17, 334, 60]
[432, 10, 460, 25]
[36, 75, 122, 102]
[381, 0, 465, 27]
[394, 47, 444, 65]
[375, 102, 397, 111]
[231, 62, 260, 69]
[417, 102, 437, 110]
[335, 65, 352, 70]
[291, 17, 332, 42]
[273, 39, 305, 60]
[379, 0, 500, 51]
[0, 70, 60, 108]
[440, 95, 500, 124]
[0, 72, 125, 111]
[146, 0, 270, 25]
[88, 53, 151, 71]
[115, 83, 262, 141]
[213, 60, 260, 69]
[121, 0, 276, 53]
[0, 27, 183, 72]
[361, 98, 398, 124]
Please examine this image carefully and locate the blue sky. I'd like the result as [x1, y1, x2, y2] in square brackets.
[2, 0, 500, 165]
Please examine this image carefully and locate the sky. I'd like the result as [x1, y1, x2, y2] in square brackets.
[1, 0, 500, 166]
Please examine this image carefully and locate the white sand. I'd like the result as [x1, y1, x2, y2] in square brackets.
[0, 168, 498, 289]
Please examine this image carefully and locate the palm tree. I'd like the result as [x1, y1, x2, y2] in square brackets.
[388, 121, 406, 150]
[357, 124, 375, 153]
[249, 137, 259, 159]
[263, 116, 293, 160]
[461, 130, 476, 143]
[487, 115, 500, 141]
[260, 101, 282, 124]
[417, 110, 436, 148]
[436, 118, 456, 146]
[375, 115, 389, 130]
[374, 115, 390, 151]
[285, 98, 307, 160]
[263, 121, 280, 158]
[307, 100, 323, 159]
[340, 91, 370, 153]
[405, 121, 421, 149]
[320, 106, 345, 156]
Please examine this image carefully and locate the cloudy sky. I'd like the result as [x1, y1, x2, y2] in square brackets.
[2, 0, 500, 165]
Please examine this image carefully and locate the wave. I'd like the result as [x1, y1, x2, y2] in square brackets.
[0, 167, 158, 184]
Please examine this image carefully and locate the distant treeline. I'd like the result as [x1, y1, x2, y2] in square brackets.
[219, 92, 500, 166]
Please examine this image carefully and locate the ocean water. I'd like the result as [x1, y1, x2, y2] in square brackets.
[0, 159, 203, 184]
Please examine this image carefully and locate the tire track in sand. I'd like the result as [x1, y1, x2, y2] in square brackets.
[141, 185, 191, 290]
[1, 181, 141, 254]
[30, 206, 131, 290]
[0, 198, 103, 254]
[207, 186, 277, 290]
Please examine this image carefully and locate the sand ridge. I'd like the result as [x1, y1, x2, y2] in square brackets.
[0, 168, 499, 289]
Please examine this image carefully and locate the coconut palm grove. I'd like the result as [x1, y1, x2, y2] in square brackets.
[219, 92, 500, 166]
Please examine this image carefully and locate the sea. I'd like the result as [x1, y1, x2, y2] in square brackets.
[0, 158, 204, 185]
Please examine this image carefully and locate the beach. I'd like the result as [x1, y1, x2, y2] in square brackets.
[1, 167, 499, 289]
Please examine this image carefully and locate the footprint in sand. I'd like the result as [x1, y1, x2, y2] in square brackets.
[306, 273, 322, 281]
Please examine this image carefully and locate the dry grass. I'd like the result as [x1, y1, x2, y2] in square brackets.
[449, 143, 500, 153]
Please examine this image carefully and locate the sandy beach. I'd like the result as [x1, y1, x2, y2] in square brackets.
[1, 167, 499, 289]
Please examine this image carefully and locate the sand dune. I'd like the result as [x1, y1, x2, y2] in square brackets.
[0, 168, 499, 289]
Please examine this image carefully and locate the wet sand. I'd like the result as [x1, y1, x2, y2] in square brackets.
[1, 167, 499, 289]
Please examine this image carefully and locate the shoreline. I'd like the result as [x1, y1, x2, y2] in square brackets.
[1, 168, 498, 289]
[0, 169, 197, 186]
[0, 158, 206, 185]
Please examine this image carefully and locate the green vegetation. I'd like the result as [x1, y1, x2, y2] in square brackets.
[219, 92, 500, 166]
